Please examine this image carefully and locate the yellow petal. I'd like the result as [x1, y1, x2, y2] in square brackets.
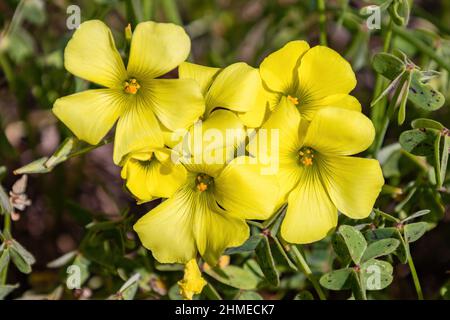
[281, 170, 337, 244]
[214, 156, 279, 220]
[238, 80, 270, 128]
[127, 21, 190, 79]
[144, 79, 205, 131]
[299, 94, 361, 121]
[53, 89, 125, 145]
[179, 62, 221, 96]
[260, 40, 310, 94]
[297, 46, 356, 101]
[205, 62, 260, 115]
[303, 107, 375, 156]
[181, 158, 227, 179]
[133, 187, 197, 264]
[121, 149, 187, 202]
[187, 109, 246, 159]
[113, 98, 164, 165]
[193, 194, 249, 265]
[320, 156, 384, 219]
[258, 96, 302, 156]
[64, 20, 127, 88]
[178, 259, 207, 300]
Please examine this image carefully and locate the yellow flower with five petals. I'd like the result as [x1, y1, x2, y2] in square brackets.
[260, 40, 361, 120]
[256, 98, 384, 244]
[133, 153, 279, 265]
[53, 20, 204, 164]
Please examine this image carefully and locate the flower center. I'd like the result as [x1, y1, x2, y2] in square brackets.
[196, 173, 214, 192]
[298, 147, 315, 166]
[287, 95, 299, 105]
[124, 78, 140, 94]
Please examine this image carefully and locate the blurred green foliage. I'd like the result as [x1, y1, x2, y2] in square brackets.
[0, 0, 449, 300]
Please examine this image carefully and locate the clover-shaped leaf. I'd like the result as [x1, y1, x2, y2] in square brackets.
[361, 239, 400, 262]
[403, 222, 428, 243]
[319, 268, 354, 290]
[360, 259, 394, 291]
[339, 225, 367, 265]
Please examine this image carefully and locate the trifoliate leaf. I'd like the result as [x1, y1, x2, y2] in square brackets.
[399, 128, 438, 156]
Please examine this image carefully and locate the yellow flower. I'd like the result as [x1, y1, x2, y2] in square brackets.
[179, 61, 268, 129]
[178, 259, 207, 300]
[120, 147, 186, 203]
[53, 20, 204, 165]
[260, 41, 361, 120]
[256, 98, 384, 244]
[133, 153, 279, 265]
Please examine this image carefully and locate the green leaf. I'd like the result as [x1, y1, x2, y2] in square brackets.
[270, 236, 297, 271]
[294, 291, 314, 300]
[0, 185, 13, 215]
[13, 157, 50, 175]
[202, 283, 222, 300]
[388, 0, 409, 26]
[397, 71, 412, 125]
[441, 135, 450, 185]
[331, 232, 352, 266]
[8, 240, 35, 274]
[411, 118, 445, 131]
[117, 273, 140, 300]
[364, 228, 408, 264]
[360, 259, 394, 290]
[225, 234, 263, 254]
[236, 291, 263, 300]
[47, 250, 77, 268]
[10, 248, 32, 274]
[362, 239, 400, 262]
[10, 240, 35, 265]
[14, 137, 111, 175]
[0, 284, 19, 300]
[401, 209, 430, 223]
[255, 236, 279, 287]
[339, 225, 367, 265]
[408, 70, 445, 111]
[168, 283, 183, 300]
[319, 268, 354, 290]
[403, 222, 428, 243]
[372, 52, 405, 80]
[0, 249, 10, 272]
[72, 254, 91, 286]
[399, 128, 438, 156]
[205, 265, 259, 290]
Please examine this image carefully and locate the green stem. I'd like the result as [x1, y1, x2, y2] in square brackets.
[288, 245, 326, 300]
[370, 21, 394, 155]
[406, 245, 424, 300]
[1, 213, 11, 285]
[434, 134, 442, 188]
[317, 0, 327, 46]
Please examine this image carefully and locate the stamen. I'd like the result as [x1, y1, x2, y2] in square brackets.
[124, 78, 140, 94]
[298, 147, 315, 167]
[287, 95, 299, 105]
[196, 173, 213, 192]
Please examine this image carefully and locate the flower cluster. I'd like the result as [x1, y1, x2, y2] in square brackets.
[53, 20, 384, 298]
